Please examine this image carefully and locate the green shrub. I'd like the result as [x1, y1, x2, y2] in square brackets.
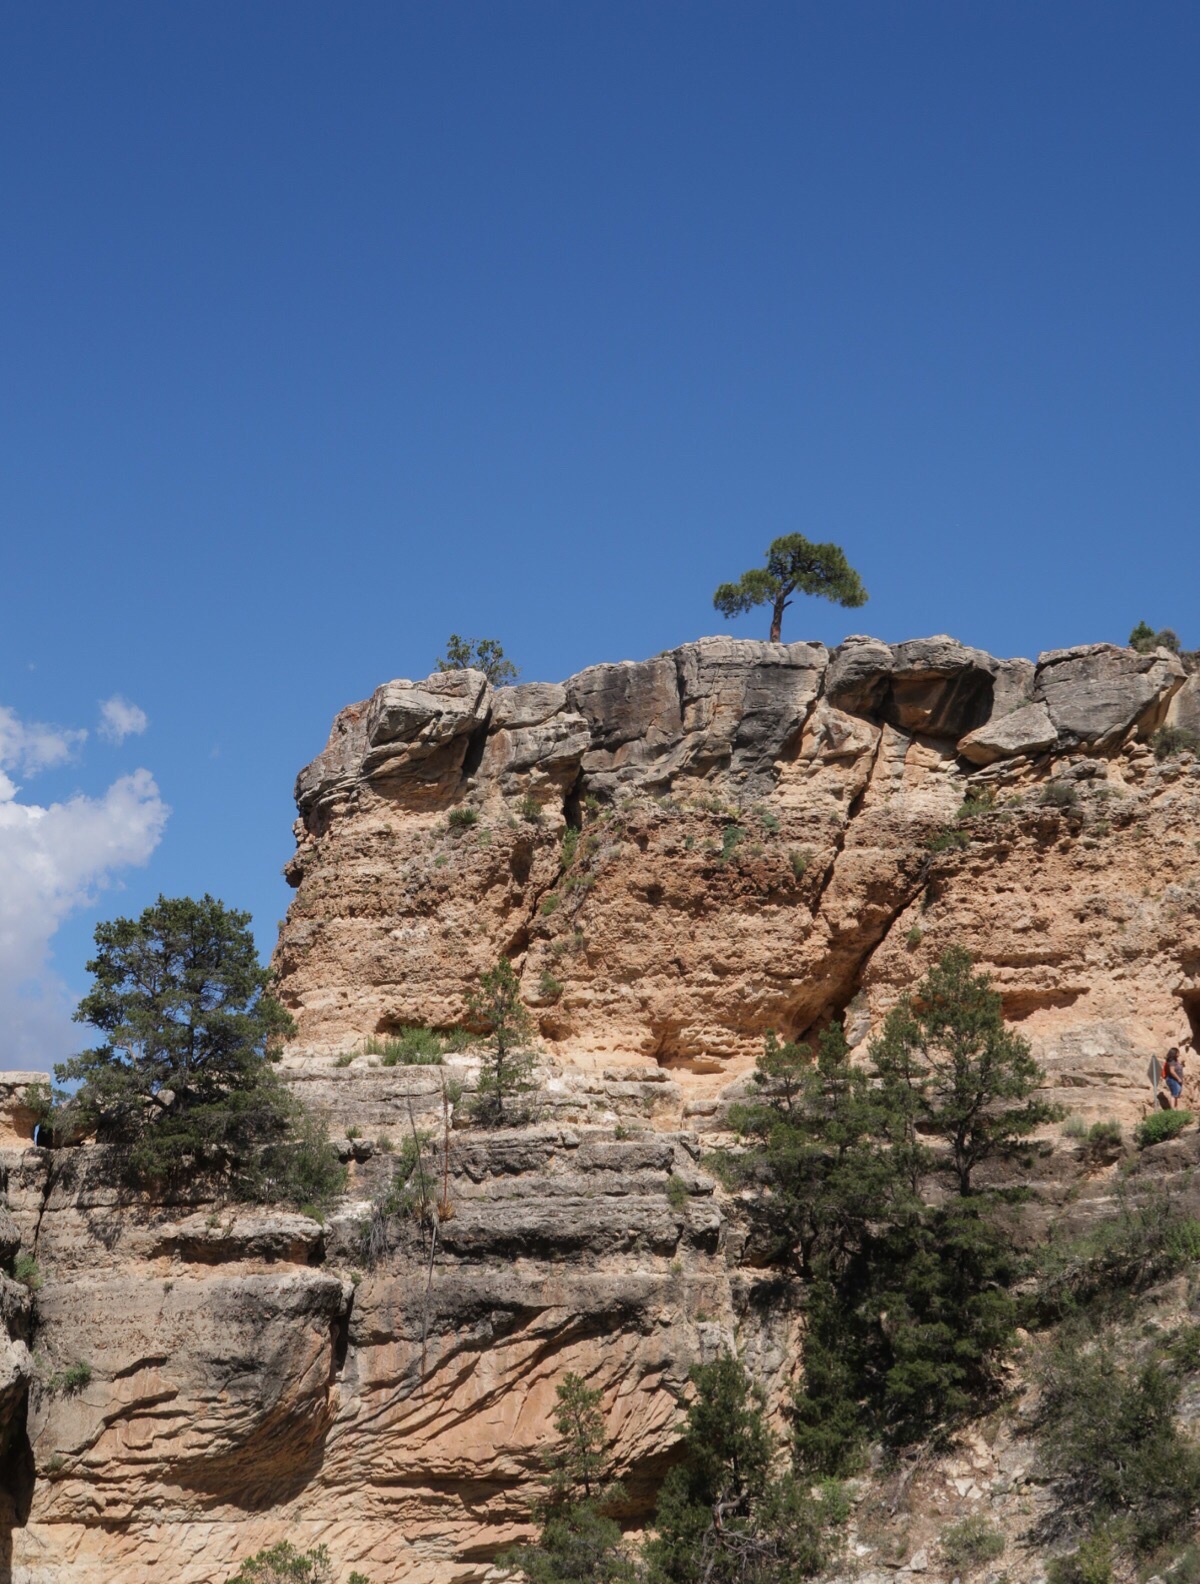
[1041, 780, 1079, 809]
[927, 825, 970, 853]
[939, 1517, 1005, 1571]
[957, 791, 996, 821]
[561, 827, 579, 867]
[1136, 1109, 1192, 1149]
[225, 1541, 340, 1583]
[49, 1360, 92, 1396]
[1036, 1339, 1200, 1551]
[905, 926, 923, 949]
[1046, 1530, 1114, 1584]
[519, 794, 542, 824]
[1062, 1114, 1089, 1139]
[1032, 1193, 1200, 1322]
[1164, 1542, 1200, 1584]
[538, 970, 564, 1001]
[1087, 1119, 1122, 1148]
[720, 823, 746, 861]
[758, 808, 781, 834]
[539, 893, 560, 917]
[666, 1174, 690, 1210]
[13, 1253, 41, 1290]
[789, 848, 810, 881]
[334, 1053, 354, 1068]
[1152, 725, 1200, 761]
[447, 806, 478, 831]
[364, 1029, 446, 1066]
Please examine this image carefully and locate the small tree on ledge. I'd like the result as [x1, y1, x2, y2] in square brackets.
[468, 957, 537, 1127]
[713, 533, 867, 643]
[436, 634, 519, 685]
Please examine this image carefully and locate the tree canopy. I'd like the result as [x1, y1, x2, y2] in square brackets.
[713, 535, 867, 642]
[56, 894, 339, 1201]
[436, 634, 519, 684]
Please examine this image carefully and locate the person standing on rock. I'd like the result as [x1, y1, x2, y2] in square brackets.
[1164, 1047, 1186, 1109]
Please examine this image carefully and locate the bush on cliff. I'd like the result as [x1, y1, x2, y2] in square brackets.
[226, 1542, 370, 1584]
[55, 895, 342, 1206]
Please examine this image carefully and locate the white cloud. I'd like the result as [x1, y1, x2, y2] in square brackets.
[0, 705, 86, 776]
[98, 695, 148, 744]
[0, 705, 169, 1071]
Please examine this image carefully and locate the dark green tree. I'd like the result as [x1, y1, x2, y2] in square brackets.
[1129, 622, 1181, 655]
[467, 957, 537, 1127]
[437, 634, 519, 684]
[713, 535, 867, 643]
[647, 1356, 845, 1584]
[225, 1543, 371, 1584]
[869, 946, 1059, 1196]
[56, 896, 328, 1193]
[502, 1373, 637, 1584]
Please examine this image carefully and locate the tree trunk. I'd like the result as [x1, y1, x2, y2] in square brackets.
[769, 593, 788, 643]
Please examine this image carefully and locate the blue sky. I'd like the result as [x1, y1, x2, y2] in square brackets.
[2, 2, 1198, 1068]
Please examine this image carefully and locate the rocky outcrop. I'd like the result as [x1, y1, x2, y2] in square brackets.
[275, 633, 1193, 1096]
[2, 631, 1198, 1583]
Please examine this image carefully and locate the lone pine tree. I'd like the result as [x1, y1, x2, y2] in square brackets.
[713, 534, 867, 643]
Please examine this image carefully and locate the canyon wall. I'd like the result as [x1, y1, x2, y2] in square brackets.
[2, 633, 1200, 1582]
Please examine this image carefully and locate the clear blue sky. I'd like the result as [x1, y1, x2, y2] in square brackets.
[2, 2, 1197, 1066]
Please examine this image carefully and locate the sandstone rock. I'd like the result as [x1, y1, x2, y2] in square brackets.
[1034, 643, 1185, 748]
[885, 637, 1001, 738]
[1167, 674, 1200, 739]
[958, 702, 1058, 766]
[825, 635, 893, 715]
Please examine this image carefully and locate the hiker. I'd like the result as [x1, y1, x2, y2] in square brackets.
[1164, 1046, 1186, 1109]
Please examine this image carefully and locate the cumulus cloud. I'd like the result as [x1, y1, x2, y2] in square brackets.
[98, 695, 149, 744]
[0, 707, 169, 1071]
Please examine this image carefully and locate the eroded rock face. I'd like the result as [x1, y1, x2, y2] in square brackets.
[5, 631, 1199, 1583]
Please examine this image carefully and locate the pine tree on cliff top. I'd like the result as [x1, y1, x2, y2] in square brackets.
[713, 534, 867, 642]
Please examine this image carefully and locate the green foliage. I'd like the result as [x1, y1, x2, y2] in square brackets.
[939, 1517, 1005, 1571]
[1136, 1109, 1193, 1148]
[1041, 780, 1079, 809]
[1032, 1192, 1200, 1323]
[666, 1175, 689, 1211]
[521, 793, 544, 824]
[539, 971, 564, 1002]
[436, 634, 519, 685]
[1036, 1338, 1200, 1551]
[1129, 622, 1181, 655]
[1046, 1531, 1114, 1584]
[501, 1373, 637, 1584]
[49, 1360, 92, 1396]
[365, 1028, 446, 1066]
[56, 895, 296, 1188]
[225, 1542, 336, 1584]
[789, 849, 810, 881]
[713, 533, 867, 642]
[905, 926, 923, 949]
[870, 945, 1059, 1195]
[1086, 1119, 1122, 1148]
[541, 893, 561, 917]
[561, 827, 580, 868]
[647, 1356, 846, 1584]
[926, 825, 970, 853]
[720, 824, 745, 862]
[13, 1253, 41, 1290]
[956, 790, 996, 821]
[468, 958, 537, 1127]
[1153, 725, 1200, 761]
[448, 806, 479, 831]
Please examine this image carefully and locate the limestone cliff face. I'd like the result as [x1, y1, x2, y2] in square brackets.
[276, 634, 1199, 1118]
[3, 633, 1200, 1583]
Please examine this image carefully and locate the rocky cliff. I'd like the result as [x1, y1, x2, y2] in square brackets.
[1, 633, 1199, 1583]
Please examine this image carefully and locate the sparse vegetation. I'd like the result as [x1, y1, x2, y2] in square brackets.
[939, 1517, 1005, 1571]
[539, 970, 564, 1002]
[447, 806, 479, 831]
[789, 848, 810, 881]
[13, 1253, 41, 1290]
[364, 1028, 452, 1066]
[436, 634, 518, 685]
[926, 825, 970, 853]
[1152, 724, 1200, 761]
[666, 1174, 689, 1210]
[1041, 780, 1079, 810]
[1129, 621, 1181, 655]
[720, 823, 745, 862]
[540, 893, 561, 917]
[520, 793, 543, 824]
[49, 1360, 92, 1396]
[905, 926, 923, 949]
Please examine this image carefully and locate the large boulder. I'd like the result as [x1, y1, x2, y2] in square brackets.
[361, 670, 492, 789]
[1034, 644, 1185, 748]
[958, 701, 1058, 766]
[1167, 673, 1200, 740]
[885, 638, 1000, 738]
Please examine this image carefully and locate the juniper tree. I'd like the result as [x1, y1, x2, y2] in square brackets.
[713, 534, 867, 643]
